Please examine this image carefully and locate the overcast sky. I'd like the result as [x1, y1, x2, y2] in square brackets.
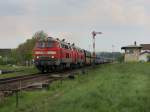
[0, 0, 150, 52]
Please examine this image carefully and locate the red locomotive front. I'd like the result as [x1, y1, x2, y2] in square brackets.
[33, 37, 61, 72]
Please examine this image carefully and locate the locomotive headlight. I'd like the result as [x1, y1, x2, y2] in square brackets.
[47, 51, 56, 54]
[51, 56, 55, 58]
[36, 56, 39, 59]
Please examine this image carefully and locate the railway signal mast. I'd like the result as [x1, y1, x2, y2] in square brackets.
[92, 31, 103, 63]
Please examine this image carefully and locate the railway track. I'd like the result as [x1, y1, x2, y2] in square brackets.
[0, 65, 104, 96]
[0, 73, 49, 84]
[0, 69, 77, 92]
[0, 73, 57, 91]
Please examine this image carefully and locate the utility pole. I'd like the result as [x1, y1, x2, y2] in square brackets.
[88, 44, 91, 52]
[92, 31, 102, 63]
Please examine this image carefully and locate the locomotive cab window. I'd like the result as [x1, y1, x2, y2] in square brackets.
[37, 41, 46, 48]
[36, 41, 59, 48]
[47, 41, 59, 48]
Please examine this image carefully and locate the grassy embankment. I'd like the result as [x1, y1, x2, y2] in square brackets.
[0, 63, 150, 112]
[0, 65, 38, 79]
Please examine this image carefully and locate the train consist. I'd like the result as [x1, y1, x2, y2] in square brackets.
[33, 37, 109, 73]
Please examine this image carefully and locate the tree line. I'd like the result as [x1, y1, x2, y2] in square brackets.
[0, 31, 48, 65]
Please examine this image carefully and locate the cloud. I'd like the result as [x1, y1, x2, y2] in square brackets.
[0, 0, 150, 51]
[0, 0, 28, 16]
[77, 0, 150, 26]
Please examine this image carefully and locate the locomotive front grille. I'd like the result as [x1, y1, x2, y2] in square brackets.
[38, 56, 56, 60]
[39, 56, 49, 59]
[35, 56, 58, 66]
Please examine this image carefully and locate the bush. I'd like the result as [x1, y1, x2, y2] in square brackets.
[0, 57, 17, 65]
[147, 55, 150, 62]
[117, 54, 124, 62]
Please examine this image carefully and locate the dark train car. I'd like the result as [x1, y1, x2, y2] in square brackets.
[76, 47, 85, 67]
[95, 56, 102, 64]
[84, 50, 92, 65]
[95, 54, 106, 64]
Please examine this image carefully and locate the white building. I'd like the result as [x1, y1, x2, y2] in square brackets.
[121, 42, 142, 62]
[121, 43, 150, 62]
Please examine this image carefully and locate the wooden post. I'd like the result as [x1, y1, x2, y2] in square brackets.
[15, 90, 19, 108]
[60, 78, 63, 87]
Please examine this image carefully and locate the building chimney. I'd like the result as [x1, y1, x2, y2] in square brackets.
[134, 41, 137, 46]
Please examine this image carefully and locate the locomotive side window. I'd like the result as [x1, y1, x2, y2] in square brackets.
[65, 45, 69, 49]
[61, 44, 69, 49]
[61, 44, 65, 48]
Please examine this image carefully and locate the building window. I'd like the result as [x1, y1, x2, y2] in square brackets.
[126, 49, 134, 54]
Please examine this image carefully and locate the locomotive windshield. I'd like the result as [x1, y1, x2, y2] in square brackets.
[47, 41, 58, 48]
[36, 41, 59, 48]
[37, 41, 46, 48]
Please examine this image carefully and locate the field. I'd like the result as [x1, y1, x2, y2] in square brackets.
[0, 65, 39, 79]
[0, 63, 150, 112]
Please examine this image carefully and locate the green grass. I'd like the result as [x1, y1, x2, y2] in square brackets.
[0, 65, 39, 79]
[0, 63, 150, 112]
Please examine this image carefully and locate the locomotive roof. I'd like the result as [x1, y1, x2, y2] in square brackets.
[38, 37, 84, 50]
[47, 37, 57, 41]
[37, 37, 58, 41]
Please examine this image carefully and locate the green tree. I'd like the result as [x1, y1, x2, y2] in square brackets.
[12, 30, 48, 65]
[147, 54, 150, 62]
[117, 53, 124, 62]
[33, 30, 48, 40]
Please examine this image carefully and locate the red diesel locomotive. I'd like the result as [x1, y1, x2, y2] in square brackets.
[33, 37, 88, 72]
[33, 37, 106, 73]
